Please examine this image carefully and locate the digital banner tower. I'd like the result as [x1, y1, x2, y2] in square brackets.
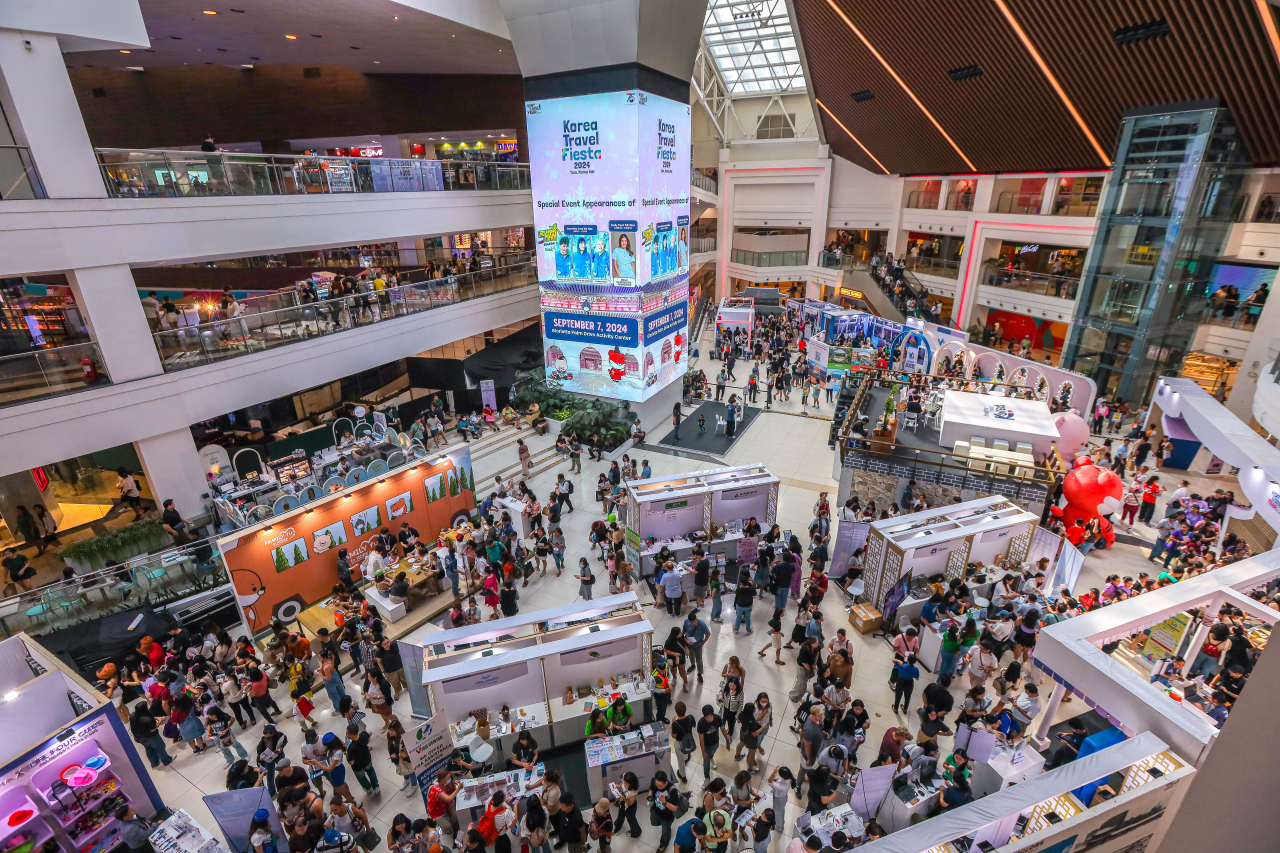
[528, 89, 691, 403]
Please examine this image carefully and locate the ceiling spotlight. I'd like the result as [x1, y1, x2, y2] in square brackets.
[119, 50, 131, 53]
[202, 9, 218, 14]
[2, 691, 17, 702]
[285, 34, 297, 39]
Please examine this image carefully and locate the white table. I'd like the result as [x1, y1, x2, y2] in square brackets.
[970, 743, 1046, 797]
[937, 390, 1061, 458]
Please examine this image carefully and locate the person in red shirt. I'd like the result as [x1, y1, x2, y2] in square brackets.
[147, 672, 173, 714]
[1139, 475, 1163, 524]
[1065, 519, 1087, 549]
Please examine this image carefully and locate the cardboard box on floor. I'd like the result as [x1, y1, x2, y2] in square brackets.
[849, 603, 882, 634]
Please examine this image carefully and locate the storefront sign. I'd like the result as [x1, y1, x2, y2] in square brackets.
[199, 444, 232, 476]
[559, 636, 638, 665]
[840, 289, 864, 300]
[30, 468, 48, 492]
[720, 488, 760, 501]
[441, 661, 531, 693]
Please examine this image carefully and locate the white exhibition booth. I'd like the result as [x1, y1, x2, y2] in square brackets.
[854, 732, 1192, 853]
[937, 390, 1062, 460]
[419, 596, 655, 751]
[624, 464, 779, 578]
[715, 297, 755, 348]
[935, 340, 1098, 414]
[860, 496, 1039, 625]
[1032, 548, 1280, 766]
[1152, 376, 1280, 538]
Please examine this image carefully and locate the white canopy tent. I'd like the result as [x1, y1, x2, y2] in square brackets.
[1032, 548, 1280, 765]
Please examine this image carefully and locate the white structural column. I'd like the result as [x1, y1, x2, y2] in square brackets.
[66, 265, 164, 383]
[135, 429, 211, 520]
[0, 30, 106, 198]
[1031, 681, 1068, 749]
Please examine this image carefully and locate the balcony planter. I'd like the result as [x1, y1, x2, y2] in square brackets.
[59, 521, 174, 573]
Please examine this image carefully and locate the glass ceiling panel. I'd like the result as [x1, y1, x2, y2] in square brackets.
[703, 0, 806, 95]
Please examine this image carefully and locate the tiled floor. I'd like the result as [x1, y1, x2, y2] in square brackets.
[151, 324, 1243, 851]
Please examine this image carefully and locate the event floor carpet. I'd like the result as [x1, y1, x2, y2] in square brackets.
[655, 400, 763, 455]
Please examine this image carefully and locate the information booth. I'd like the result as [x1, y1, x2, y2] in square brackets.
[714, 297, 755, 349]
[621, 464, 779, 580]
[860, 497, 1038, 641]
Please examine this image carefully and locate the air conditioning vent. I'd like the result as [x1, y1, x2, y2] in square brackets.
[303, 67, 322, 79]
[948, 64, 983, 82]
[851, 90, 874, 103]
[1113, 19, 1171, 46]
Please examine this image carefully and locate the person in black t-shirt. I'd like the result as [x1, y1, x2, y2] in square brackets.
[697, 704, 727, 779]
[693, 557, 711, 607]
[387, 572, 411, 606]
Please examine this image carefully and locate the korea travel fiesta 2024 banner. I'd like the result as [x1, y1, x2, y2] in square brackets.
[527, 89, 689, 402]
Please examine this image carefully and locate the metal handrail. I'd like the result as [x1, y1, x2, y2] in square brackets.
[731, 248, 808, 267]
[1254, 194, 1280, 224]
[944, 190, 974, 212]
[691, 170, 719, 194]
[95, 148, 532, 199]
[151, 261, 538, 372]
[980, 263, 1081, 300]
[906, 190, 940, 210]
[0, 144, 46, 199]
[992, 191, 1043, 215]
[0, 340, 111, 410]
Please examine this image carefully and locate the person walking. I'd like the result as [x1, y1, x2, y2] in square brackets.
[672, 403, 682, 441]
[517, 440, 532, 476]
[715, 370, 727, 402]
[682, 610, 710, 684]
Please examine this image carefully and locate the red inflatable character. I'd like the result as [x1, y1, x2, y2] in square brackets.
[607, 347, 626, 381]
[1049, 458, 1124, 548]
[673, 333, 683, 362]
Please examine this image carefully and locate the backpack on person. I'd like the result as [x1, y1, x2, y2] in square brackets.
[476, 807, 501, 845]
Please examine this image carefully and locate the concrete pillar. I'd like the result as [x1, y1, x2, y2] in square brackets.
[1031, 681, 1067, 749]
[135, 429, 210, 521]
[0, 31, 105, 199]
[66, 265, 163, 383]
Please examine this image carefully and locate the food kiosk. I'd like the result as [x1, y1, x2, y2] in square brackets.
[859, 497, 1038, 636]
[0, 635, 165, 853]
[621, 464, 779, 579]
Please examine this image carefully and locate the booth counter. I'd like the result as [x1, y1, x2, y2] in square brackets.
[861, 497, 1038, 625]
[622, 464, 779, 577]
[422, 616, 654, 754]
[455, 765, 545, 831]
[584, 726, 672, 802]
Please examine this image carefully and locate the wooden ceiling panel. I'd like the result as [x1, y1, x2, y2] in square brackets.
[796, 0, 1280, 173]
[794, 0, 971, 174]
[828, 0, 1104, 172]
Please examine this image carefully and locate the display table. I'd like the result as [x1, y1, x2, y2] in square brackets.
[549, 681, 652, 745]
[640, 534, 751, 578]
[937, 390, 1060, 458]
[455, 765, 544, 829]
[797, 804, 864, 847]
[880, 776, 945, 832]
[585, 725, 672, 801]
[150, 809, 230, 853]
[971, 743, 1047, 798]
[449, 701, 552, 759]
[494, 496, 532, 539]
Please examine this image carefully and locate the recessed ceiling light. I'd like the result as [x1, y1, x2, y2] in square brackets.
[3, 691, 17, 702]
[394, 15, 399, 20]
[119, 50, 131, 53]
[242, 64, 253, 68]
[202, 9, 217, 14]
[285, 34, 297, 39]
[373, 60, 380, 64]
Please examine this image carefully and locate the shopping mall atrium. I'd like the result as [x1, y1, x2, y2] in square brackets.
[0, 2, 1277, 852]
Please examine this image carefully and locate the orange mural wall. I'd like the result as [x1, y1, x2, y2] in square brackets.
[218, 445, 476, 632]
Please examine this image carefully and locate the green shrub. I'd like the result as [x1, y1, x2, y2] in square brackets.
[60, 520, 170, 569]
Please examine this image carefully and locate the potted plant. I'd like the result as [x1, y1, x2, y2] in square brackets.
[60, 520, 173, 573]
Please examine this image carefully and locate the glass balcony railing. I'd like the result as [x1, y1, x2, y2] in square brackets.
[906, 190, 940, 210]
[731, 248, 808, 267]
[152, 261, 539, 372]
[979, 263, 1081, 300]
[818, 251, 869, 271]
[690, 236, 717, 254]
[0, 146, 46, 199]
[96, 149, 532, 199]
[992, 191, 1043, 215]
[0, 341, 110, 409]
[1203, 301, 1263, 329]
[0, 534, 228, 640]
[1254, 194, 1280, 224]
[691, 170, 718, 194]
[902, 255, 961, 279]
[944, 190, 974, 211]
